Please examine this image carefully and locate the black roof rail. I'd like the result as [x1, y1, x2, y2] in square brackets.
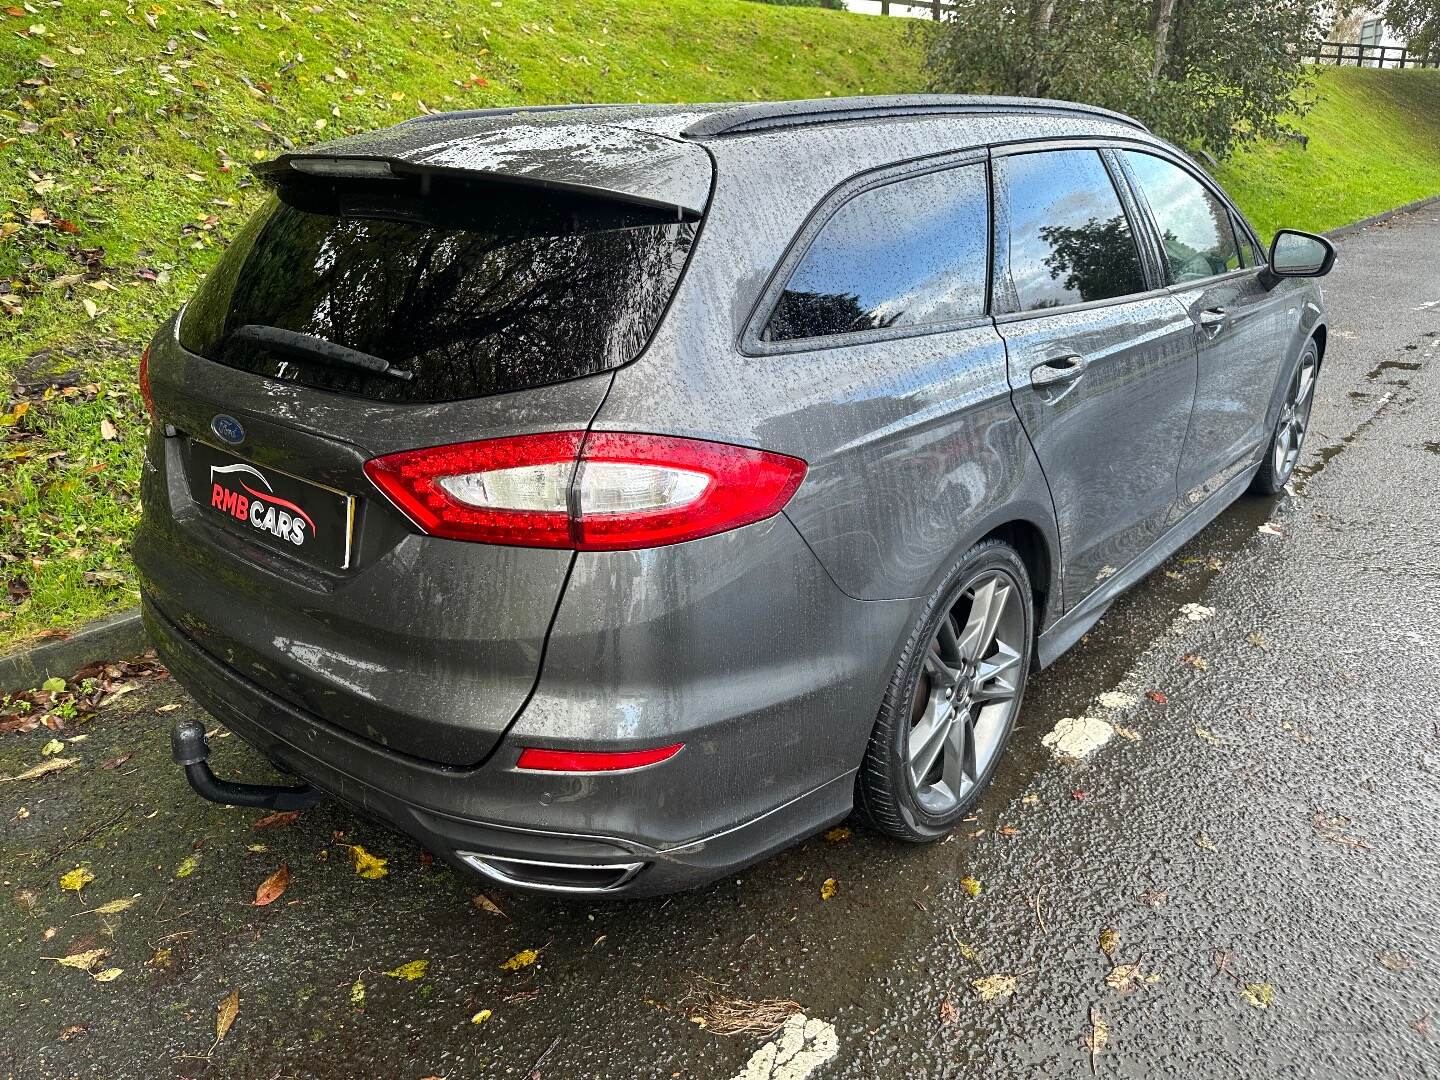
[680, 95, 1148, 139]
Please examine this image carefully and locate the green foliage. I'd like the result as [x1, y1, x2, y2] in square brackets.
[747, 0, 847, 8]
[0, 0, 920, 647]
[922, 0, 1329, 158]
[1381, 0, 1440, 54]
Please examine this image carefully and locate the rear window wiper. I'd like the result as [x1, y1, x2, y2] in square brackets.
[227, 324, 413, 382]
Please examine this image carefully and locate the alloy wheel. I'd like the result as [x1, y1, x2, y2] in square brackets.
[907, 570, 1026, 815]
[1273, 349, 1318, 480]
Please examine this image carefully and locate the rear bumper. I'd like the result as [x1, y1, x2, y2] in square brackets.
[144, 596, 856, 895]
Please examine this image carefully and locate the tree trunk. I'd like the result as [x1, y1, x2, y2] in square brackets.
[1030, 0, 1057, 95]
[1150, 0, 1178, 83]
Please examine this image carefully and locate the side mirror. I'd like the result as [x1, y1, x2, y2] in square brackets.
[1259, 229, 1335, 288]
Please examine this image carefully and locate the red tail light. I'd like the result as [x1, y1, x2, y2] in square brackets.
[363, 432, 806, 551]
[515, 743, 685, 772]
[138, 346, 156, 419]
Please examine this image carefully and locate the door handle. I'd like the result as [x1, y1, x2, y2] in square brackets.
[1197, 307, 1228, 334]
[1030, 354, 1087, 388]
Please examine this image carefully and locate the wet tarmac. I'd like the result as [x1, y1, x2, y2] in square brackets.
[3, 207, 1438, 1079]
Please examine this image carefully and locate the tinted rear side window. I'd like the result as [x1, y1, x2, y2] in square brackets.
[995, 149, 1146, 312]
[1122, 151, 1240, 282]
[179, 182, 696, 403]
[763, 163, 989, 342]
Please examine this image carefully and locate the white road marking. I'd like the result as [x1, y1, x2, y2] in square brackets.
[1041, 715, 1114, 759]
[730, 1014, 838, 1080]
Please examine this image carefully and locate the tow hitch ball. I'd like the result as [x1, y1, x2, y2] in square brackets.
[170, 718, 322, 811]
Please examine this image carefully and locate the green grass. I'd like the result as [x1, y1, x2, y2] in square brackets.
[3, 7, 1438, 650]
[0, 0, 920, 647]
[1214, 67, 1440, 241]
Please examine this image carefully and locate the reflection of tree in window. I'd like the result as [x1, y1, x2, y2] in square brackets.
[185, 191, 693, 403]
[766, 289, 905, 339]
[1037, 216, 1147, 306]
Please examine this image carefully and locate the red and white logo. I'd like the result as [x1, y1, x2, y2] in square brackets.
[209, 463, 314, 547]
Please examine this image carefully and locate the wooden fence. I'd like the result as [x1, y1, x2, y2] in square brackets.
[1311, 41, 1440, 69]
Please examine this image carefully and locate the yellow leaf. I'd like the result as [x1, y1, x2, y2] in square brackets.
[1098, 928, 1120, 956]
[819, 877, 838, 901]
[959, 876, 981, 898]
[42, 738, 65, 756]
[93, 967, 123, 982]
[471, 1008, 493, 1024]
[971, 974, 1018, 1002]
[350, 977, 365, 1006]
[1105, 962, 1143, 992]
[215, 988, 240, 1043]
[823, 827, 850, 842]
[955, 941, 978, 962]
[174, 854, 201, 878]
[1242, 982, 1275, 1009]
[2, 757, 77, 782]
[60, 866, 94, 893]
[52, 947, 108, 972]
[499, 949, 538, 972]
[85, 896, 138, 915]
[349, 844, 388, 879]
[384, 959, 429, 980]
[1085, 1006, 1109, 1061]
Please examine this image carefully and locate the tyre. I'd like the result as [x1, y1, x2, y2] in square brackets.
[1250, 338, 1319, 495]
[857, 538, 1034, 842]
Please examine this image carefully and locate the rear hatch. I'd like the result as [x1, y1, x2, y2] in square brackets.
[136, 118, 708, 766]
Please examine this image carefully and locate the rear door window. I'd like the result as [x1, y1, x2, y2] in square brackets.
[179, 180, 696, 403]
[1122, 151, 1241, 282]
[994, 149, 1148, 312]
[762, 163, 989, 342]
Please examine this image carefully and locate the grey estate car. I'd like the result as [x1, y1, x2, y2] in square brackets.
[136, 95, 1334, 896]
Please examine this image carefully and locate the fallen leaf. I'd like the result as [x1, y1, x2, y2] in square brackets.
[1085, 1006, 1108, 1071]
[41, 738, 65, 756]
[51, 947, 108, 972]
[384, 959, 429, 980]
[174, 854, 201, 879]
[348, 844, 388, 879]
[1145, 689, 1168, 704]
[1179, 603, 1215, 621]
[1196, 832, 1218, 853]
[1020, 792, 1040, 806]
[58, 1025, 86, 1040]
[1242, 981, 1275, 1009]
[938, 996, 958, 1024]
[959, 876, 981, 898]
[499, 949, 538, 972]
[42, 677, 66, 693]
[251, 810, 300, 829]
[215, 988, 240, 1044]
[819, 877, 837, 901]
[60, 867, 94, 893]
[99, 418, 118, 440]
[1098, 929, 1120, 956]
[93, 967, 123, 982]
[1248, 632, 1270, 649]
[472, 893, 508, 919]
[1377, 951, 1413, 973]
[1113, 725, 1142, 741]
[99, 752, 134, 770]
[1180, 653, 1209, 670]
[2, 757, 77, 782]
[971, 973, 1018, 1002]
[82, 896, 137, 916]
[1194, 727, 1225, 746]
[823, 826, 850, 842]
[350, 977, 365, 1006]
[1257, 522, 1285, 537]
[1104, 962, 1144, 993]
[471, 1008, 493, 1024]
[252, 864, 289, 906]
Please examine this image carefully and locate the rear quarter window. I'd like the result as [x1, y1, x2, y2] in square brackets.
[179, 180, 696, 403]
[762, 162, 990, 342]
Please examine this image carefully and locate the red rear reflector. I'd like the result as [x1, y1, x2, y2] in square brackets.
[138, 346, 156, 419]
[364, 431, 806, 550]
[515, 743, 685, 772]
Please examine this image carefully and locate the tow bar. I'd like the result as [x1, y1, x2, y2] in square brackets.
[170, 718, 323, 811]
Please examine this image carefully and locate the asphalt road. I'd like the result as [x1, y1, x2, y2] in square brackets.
[3, 207, 1438, 1080]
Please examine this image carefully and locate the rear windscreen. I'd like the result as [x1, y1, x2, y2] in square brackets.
[179, 177, 697, 403]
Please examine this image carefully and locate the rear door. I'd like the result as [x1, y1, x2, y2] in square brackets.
[993, 146, 1198, 608]
[1117, 149, 1293, 506]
